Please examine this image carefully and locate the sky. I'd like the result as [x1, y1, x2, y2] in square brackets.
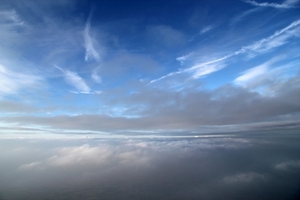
[0, 1, 300, 199]
[0, 0, 300, 138]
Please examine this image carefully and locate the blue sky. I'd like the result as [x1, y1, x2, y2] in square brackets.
[0, 0, 300, 138]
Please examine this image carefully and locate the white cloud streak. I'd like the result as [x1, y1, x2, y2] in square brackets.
[0, 64, 41, 96]
[233, 57, 280, 87]
[84, 14, 100, 62]
[55, 65, 90, 93]
[236, 19, 300, 54]
[192, 63, 226, 79]
[151, 19, 300, 83]
[18, 143, 151, 170]
[242, 0, 299, 9]
[200, 25, 214, 34]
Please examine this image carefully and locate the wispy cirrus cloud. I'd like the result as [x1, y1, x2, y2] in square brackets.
[191, 62, 226, 79]
[0, 9, 24, 27]
[55, 65, 90, 94]
[242, 0, 299, 9]
[237, 19, 300, 54]
[0, 9, 26, 55]
[230, 7, 262, 26]
[232, 57, 300, 95]
[200, 25, 214, 34]
[0, 64, 42, 96]
[84, 14, 101, 62]
[233, 57, 280, 88]
[151, 19, 300, 83]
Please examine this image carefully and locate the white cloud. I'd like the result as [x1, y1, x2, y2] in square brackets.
[18, 143, 152, 170]
[176, 53, 193, 65]
[0, 64, 42, 96]
[192, 62, 226, 79]
[160, 19, 300, 82]
[55, 65, 90, 93]
[223, 172, 265, 183]
[242, 0, 299, 8]
[47, 144, 112, 167]
[234, 58, 278, 87]
[234, 65, 268, 87]
[84, 14, 101, 62]
[233, 56, 299, 93]
[238, 20, 300, 54]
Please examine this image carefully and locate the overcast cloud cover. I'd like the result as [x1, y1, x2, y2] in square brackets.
[0, 0, 299, 199]
[1, 134, 300, 199]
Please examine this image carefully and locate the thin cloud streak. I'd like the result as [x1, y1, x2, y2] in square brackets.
[242, 0, 299, 9]
[55, 65, 91, 93]
[234, 57, 281, 87]
[0, 64, 41, 96]
[200, 25, 214, 34]
[84, 13, 100, 62]
[151, 19, 300, 83]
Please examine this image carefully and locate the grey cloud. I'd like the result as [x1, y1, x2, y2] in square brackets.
[223, 172, 265, 183]
[98, 52, 159, 78]
[146, 25, 186, 47]
[1, 74, 300, 134]
[0, 100, 37, 113]
[275, 160, 300, 171]
[1, 134, 300, 200]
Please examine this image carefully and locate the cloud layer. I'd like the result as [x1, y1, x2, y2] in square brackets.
[1, 134, 300, 199]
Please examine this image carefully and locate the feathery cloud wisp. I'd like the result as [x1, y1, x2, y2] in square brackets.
[151, 19, 300, 83]
[200, 25, 214, 34]
[242, 0, 299, 9]
[55, 65, 90, 93]
[0, 64, 41, 96]
[84, 14, 100, 62]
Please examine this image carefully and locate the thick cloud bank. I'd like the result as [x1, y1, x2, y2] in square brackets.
[0, 132, 299, 200]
